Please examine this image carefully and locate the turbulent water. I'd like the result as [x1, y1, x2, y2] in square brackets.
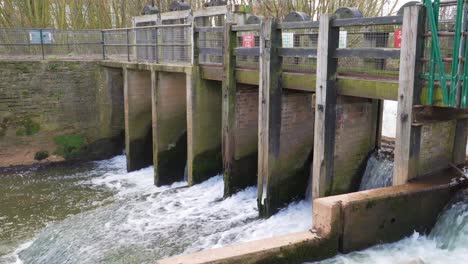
[359, 151, 394, 191]
[0, 155, 311, 264]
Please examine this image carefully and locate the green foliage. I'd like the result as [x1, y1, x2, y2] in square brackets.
[53, 134, 86, 160]
[16, 118, 40, 136]
[34, 150, 50, 161]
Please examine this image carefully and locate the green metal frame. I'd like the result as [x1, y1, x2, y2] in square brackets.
[421, 0, 468, 108]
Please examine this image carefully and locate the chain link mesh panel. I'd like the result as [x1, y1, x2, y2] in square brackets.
[281, 27, 318, 74]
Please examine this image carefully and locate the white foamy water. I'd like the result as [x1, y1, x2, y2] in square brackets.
[359, 151, 393, 191]
[16, 155, 311, 264]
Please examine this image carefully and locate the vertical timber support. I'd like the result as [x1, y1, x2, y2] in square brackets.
[222, 22, 237, 196]
[222, 23, 258, 196]
[453, 119, 468, 165]
[124, 67, 153, 172]
[257, 19, 314, 217]
[187, 66, 223, 186]
[393, 6, 424, 185]
[312, 15, 339, 199]
[258, 18, 282, 217]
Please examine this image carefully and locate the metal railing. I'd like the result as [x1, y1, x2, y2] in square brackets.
[0, 24, 193, 64]
[103, 24, 193, 64]
[0, 28, 103, 60]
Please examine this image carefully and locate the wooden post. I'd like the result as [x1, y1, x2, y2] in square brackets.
[222, 22, 238, 196]
[257, 18, 283, 216]
[312, 15, 339, 199]
[393, 5, 424, 185]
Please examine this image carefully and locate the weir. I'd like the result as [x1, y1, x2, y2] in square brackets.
[1, 1, 468, 263]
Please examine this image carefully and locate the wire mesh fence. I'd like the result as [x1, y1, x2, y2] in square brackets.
[0, 28, 103, 60]
[103, 24, 192, 64]
[280, 27, 318, 74]
[235, 30, 260, 69]
[335, 23, 402, 79]
[195, 15, 225, 65]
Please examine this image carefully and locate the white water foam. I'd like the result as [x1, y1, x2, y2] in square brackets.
[16, 155, 311, 264]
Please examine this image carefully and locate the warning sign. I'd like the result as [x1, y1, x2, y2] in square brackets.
[242, 34, 255, 48]
[394, 28, 402, 48]
[339, 31, 347, 48]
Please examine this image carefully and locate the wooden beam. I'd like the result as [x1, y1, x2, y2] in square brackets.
[393, 6, 424, 186]
[331, 16, 403, 27]
[412, 105, 468, 125]
[312, 14, 339, 199]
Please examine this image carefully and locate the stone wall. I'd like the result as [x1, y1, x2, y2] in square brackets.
[0, 60, 124, 167]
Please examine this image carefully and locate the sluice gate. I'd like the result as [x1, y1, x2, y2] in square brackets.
[1, 0, 467, 263]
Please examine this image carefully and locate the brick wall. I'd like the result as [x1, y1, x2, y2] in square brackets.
[234, 84, 258, 159]
[332, 96, 379, 194]
[0, 61, 124, 167]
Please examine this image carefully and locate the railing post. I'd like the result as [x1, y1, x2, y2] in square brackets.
[40, 29, 45, 60]
[154, 27, 158, 63]
[126, 28, 131, 62]
[101, 30, 106, 60]
[312, 14, 339, 199]
[393, 5, 424, 185]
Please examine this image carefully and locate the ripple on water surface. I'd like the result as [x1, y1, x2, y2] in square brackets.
[11, 155, 311, 264]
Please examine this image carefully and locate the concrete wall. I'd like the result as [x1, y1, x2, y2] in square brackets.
[418, 120, 456, 175]
[187, 67, 222, 185]
[153, 71, 187, 186]
[331, 96, 380, 194]
[313, 172, 463, 253]
[260, 91, 315, 216]
[223, 84, 259, 195]
[0, 61, 124, 167]
[124, 68, 153, 172]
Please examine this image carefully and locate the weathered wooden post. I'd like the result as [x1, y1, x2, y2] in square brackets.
[222, 22, 240, 196]
[257, 18, 282, 216]
[312, 14, 339, 199]
[393, 5, 424, 185]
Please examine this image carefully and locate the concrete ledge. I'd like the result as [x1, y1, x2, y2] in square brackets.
[155, 231, 337, 264]
[100, 60, 191, 73]
[313, 170, 464, 253]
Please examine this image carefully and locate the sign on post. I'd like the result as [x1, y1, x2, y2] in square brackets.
[242, 34, 255, 48]
[394, 28, 402, 48]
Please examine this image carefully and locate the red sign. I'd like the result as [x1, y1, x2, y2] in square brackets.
[394, 28, 402, 48]
[242, 34, 255, 48]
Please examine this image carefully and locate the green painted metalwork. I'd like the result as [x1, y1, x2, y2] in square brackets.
[422, 0, 468, 108]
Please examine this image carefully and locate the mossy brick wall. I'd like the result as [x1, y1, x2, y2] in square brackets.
[0, 61, 124, 166]
[266, 91, 315, 214]
[418, 120, 456, 175]
[234, 84, 258, 159]
[331, 96, 379, 195]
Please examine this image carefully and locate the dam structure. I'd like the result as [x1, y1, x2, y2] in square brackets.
[0, 0, 467, 263]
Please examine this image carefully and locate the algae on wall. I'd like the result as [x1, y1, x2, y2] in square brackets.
[0, 60, 124, 166]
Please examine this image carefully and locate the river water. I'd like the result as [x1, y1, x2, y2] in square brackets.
[0, 155, 311, 264]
